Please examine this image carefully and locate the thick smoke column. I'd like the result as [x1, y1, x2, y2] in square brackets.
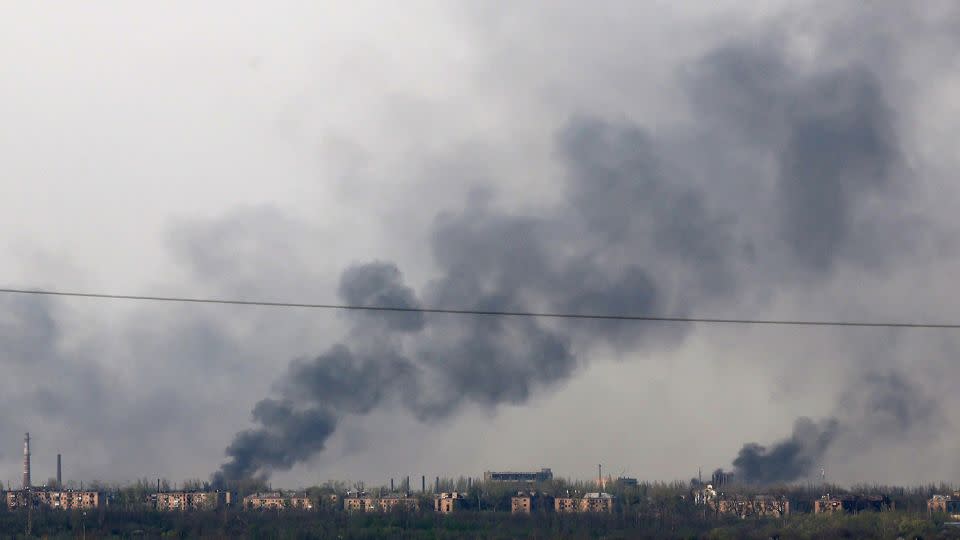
[215, 114, 737, 482]
[729, 418, 838, 484]
[722, 372, 941, 484]
[216, 13, 932, 483]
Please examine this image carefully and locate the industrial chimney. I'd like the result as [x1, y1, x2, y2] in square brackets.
[22, 433, 31, 490]
[57, 454, 62, 489]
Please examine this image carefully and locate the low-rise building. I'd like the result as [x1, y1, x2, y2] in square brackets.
[344, 493, 419, 512]
[434, 492, 467, 513]
[156, 491, 231, 511]
[815, 495, 892, 514]
[6, 489, 100, 510]
[243, 492, 312, 510]
[511, 491, 554, 514]
[555, 492, 614, 513]
[318, 493, 340, 509]
[378, 494, 420, 512]
[929, 494, 960, 517]
[344, 495, 374, 512]
[716, 495, 789, 518]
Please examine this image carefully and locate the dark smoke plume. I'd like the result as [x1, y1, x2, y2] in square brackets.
[720, 371, 942, 485]
[215, 17, 928, 483]
[729, 417, 839, 484]
[214, 114, 735, 482]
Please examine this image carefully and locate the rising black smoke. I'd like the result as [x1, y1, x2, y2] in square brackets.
[728, 418, 839, 485]
[214, 113, 738, 482]
[215, 9, 941, 483]
[720, 371, 942, 485]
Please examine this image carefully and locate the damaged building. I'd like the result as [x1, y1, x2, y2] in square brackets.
[344, 492, 420, 513]
[716, 495, 790, 519]
[242, 492, 312, 510]
[555, 492, 615, 513]
[3, 433, 99, 511]
[483, 468, 553, 483]
[511, 491, 554, 514]
[6, 489, 101, 511]
[155, 491, 232, 511]
[434, 492, 467, 513]
[928, 494, 960, 517]
[814, 494, 893, 514]
[693, 484, 788, 518]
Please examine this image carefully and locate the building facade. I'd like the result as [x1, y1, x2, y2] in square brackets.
[928, 494, 960, 516]
[554, 493, 614, 513]
[716, 496, 789, 518]
[815, 495, 892, 514]
[243, 492, 312, 510]
[156, 491, 231, 511]
[344, 494, 419, 512]
[434, 492, 466, 513]
[511, 492, 554, 514]
[6, 490, 100, 510]
[483, 468, 553, 483]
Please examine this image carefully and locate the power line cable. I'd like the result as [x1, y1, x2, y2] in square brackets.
[0, 286, 954, 328]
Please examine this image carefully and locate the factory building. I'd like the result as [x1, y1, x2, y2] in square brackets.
[483, 468, 553, 483]
[3, 433, 100, 510]
[22, 433, 30, 489]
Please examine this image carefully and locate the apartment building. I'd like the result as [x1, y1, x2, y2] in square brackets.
[434, 492, 467, 513]
[815, 495, 892, 514]
[554, 492, 614, 513]
[716, 495, 790, 518]
[6, 489, 100, 510]
[511, 492, 554, 514]
[243, 492, 312, 510]
[156, 491, 231, 511]
[928, 494, 960, 516]
[344, 494, 419, 512]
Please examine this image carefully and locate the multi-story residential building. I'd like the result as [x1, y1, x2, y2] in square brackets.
[511, 492, 554, 514]
[929, 494, 960, 516]
[243, 492, 312, 510]
[156, 491, 231, 511]
[344, 495, 374, 512]
[554, 492, 614, 513]
[6, 490, 100, 510]
[344, 494, 419, 512]
[716, 495, 789, 518]
[434, 492, 467, 513]
[814, 495, 892, 514]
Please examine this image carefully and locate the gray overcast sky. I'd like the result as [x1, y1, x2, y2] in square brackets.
[2, 1, 960, 488]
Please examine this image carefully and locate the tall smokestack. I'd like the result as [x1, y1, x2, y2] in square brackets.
[22, 433, 31, 490]
[57, 454, 62, 489]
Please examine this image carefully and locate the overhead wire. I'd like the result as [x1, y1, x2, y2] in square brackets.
[0, 287, 954, 329]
